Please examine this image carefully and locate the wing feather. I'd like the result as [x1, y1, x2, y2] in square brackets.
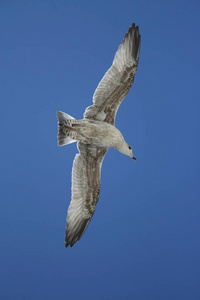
[65, 142, 107, 247]
[84, 23, 140, 125]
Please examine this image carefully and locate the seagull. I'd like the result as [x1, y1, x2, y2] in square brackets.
[57, 23, 141, 247]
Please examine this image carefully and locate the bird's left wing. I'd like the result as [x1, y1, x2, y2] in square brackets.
[65, 142, 107, 247]
[84, 23, 140, 125]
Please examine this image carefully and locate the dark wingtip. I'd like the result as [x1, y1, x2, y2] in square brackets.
[122, 22, 141, 63]
[64, 218, 91, 249]
[65, 242, 69, 248]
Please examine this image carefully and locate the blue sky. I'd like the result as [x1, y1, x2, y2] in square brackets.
[1, 1, 200, 299]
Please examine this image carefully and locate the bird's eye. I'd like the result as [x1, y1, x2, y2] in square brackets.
[128, 145, 132, 150]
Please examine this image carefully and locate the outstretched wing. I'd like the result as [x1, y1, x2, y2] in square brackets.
[84, 23, 141, 125]
[65, 142, 107, 247]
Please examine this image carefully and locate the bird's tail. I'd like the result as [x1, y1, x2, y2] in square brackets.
[56, 111, 77, 146]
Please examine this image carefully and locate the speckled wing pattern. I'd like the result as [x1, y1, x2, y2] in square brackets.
[84, 23, 140, 125]
[65, 142, 107, 247]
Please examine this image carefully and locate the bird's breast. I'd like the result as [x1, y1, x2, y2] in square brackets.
[80, 120, 123, 149]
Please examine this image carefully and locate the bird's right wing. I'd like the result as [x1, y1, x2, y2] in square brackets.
[65, 142, 107, 247]
[84, 23, 140, 125]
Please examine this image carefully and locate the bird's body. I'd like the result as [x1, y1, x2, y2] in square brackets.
[58, 116, 124, 149]
[57, 23, 141, 247]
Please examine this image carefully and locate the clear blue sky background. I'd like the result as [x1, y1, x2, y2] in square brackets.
[1, 1, 200, 299]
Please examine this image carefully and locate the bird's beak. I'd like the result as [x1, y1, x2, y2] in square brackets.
[132, 155, 136, 161]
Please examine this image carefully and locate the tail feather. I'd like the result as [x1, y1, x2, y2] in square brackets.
[57, 111, 74, 122]
[56, 111, 76, 146]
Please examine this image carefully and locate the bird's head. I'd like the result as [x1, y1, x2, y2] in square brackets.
[118, 141, 136, 160]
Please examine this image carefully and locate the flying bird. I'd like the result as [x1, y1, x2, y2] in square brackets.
[57, 23, 141, 247]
